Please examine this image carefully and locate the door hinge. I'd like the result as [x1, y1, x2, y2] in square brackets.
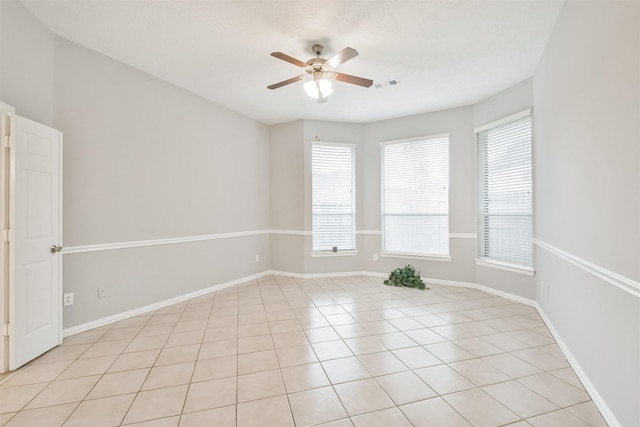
[2, 115, 8, 148]
[2, 230, 9, 242]
[1, 323, 9, 337]
[2, 114, 13, 149]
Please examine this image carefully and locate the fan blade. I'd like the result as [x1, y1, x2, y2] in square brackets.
[334, 72, 373, 88]
[326, 47, 359, 69]
[270, 52, 308, 68]
[267, 75, 304, 90]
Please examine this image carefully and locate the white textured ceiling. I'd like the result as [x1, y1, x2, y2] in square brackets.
[21, 0, 564, 125]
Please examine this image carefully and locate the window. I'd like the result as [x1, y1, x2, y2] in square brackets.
[476, 109, 532, 269]
[311, 142, 356, 252]
[381, 135, 449, 257]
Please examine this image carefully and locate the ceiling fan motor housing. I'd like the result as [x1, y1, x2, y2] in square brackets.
[311, 70, 325, 82]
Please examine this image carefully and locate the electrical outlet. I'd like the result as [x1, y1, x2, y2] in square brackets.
[98, 287, 106, 299]
[255, 254, 260, 262]
[63, 293, 74, 306]
[373, 253, 378, 261]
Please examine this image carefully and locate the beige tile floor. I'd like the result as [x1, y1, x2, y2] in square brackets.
[0, 275, 609, 427]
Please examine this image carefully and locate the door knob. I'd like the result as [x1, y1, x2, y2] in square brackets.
[50, 245, 62, 254]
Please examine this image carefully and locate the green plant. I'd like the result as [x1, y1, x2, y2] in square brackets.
[384, 264, 428, 290]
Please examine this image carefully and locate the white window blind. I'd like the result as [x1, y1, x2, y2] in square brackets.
[477, 111, 532, 268]
[312, 142, 356, 251]
[381, 135, 449, 257]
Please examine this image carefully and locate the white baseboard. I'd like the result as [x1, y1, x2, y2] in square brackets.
[62, 271, 271, 337]
[427, 278, 618, 427]
[426, 277, 617, 427]
[62, 269, 618, 427]
[270, 271, 537, 307]
[268, 270, 387, 279]
[533, 303, 620, 427]
[421, 277, 536, 307]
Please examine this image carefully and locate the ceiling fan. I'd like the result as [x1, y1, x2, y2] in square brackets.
[267, 44, 373, 103]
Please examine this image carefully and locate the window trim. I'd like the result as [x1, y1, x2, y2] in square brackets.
[310, 140, 357, 253]
[311, 249, 359, 258]
[380, 133, 450, 257]
[475, 109, 534, 270]
[380, 252, 451, 262]
[473, 109, 532, 134]
[475, 258, 536, 276]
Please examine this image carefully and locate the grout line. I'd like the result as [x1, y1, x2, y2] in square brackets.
[0, 275, 610, 427]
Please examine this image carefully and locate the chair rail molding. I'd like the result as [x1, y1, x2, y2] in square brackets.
[534, 238, 640, 298]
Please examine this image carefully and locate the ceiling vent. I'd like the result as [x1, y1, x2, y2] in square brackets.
[374, 79, 399, 89]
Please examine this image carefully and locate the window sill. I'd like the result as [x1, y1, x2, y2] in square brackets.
[380, 252, 451, 262]
[311, 250, 359, 258]
[475, 258, 536, 276]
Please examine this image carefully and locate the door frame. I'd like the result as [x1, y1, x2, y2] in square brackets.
[0, 101, 16, 373]
[0, 103, 63, 372]
[9, 115, 63, 371]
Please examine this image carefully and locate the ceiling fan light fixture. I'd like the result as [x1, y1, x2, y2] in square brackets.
[303, 77, 333, 100]
[268, 44, 372, 101]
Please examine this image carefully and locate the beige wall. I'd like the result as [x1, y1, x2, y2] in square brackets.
[473, 79, 536, 299]
[269, 120, 305, 232]
[53, 37, 271, 328]
[0, 0, 275, 328]
[361, 107, 478, 285]
[269, 107, 481, 283]
[0, 0, 54, 126]
[269, 120, 305, 273]
[3, 1, 638, 424]
[533, 2, 640, 425]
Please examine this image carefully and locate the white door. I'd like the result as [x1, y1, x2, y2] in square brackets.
[8, 115, 63, 370]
